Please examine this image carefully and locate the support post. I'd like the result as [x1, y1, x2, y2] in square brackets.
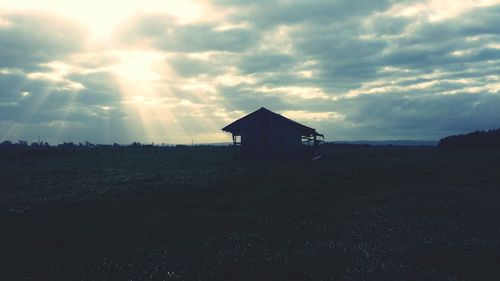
[313, 135, 318, 154]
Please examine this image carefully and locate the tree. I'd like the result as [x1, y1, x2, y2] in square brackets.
[0, 140, 13, 147]
[130, 141, 142, 147]
[17, 140, 28, 146]
[438, 128, 500, 149]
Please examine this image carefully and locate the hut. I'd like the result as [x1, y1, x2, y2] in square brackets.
[222, 107, 324, 159]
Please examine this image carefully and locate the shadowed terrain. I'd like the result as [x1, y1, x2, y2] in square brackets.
[1, 145, 500, 280]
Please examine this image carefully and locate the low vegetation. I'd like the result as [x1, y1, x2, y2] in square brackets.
[1, 145, 500, 280]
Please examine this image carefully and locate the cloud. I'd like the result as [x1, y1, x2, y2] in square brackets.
[219, 0, 395, 27]
[0, 37, 133, 143]
[167, 53, 228, 77]
[115, 13, 258, 52]
[237, 53, 295, 74]
[0, 11, 89, 70]
[218, 85, 292, 112]
[333, 92, 500, 140]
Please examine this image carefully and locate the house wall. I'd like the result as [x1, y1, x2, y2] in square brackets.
[240, 128, 303, 159]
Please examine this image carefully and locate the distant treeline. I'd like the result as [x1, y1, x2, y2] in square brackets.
[438, 128, 500, 149]
[0, 140, 230, 157]
[0, 140, 197, 148]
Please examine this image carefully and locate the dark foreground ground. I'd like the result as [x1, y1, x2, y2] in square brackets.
[1, 145, 500, 280]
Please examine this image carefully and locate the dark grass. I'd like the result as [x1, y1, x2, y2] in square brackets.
[1, 145, 500, 280]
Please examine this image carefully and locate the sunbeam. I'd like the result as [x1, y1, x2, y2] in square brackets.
[112, 51, 184, 143]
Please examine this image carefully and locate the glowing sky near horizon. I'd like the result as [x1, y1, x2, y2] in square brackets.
[1, 0, 499, 144]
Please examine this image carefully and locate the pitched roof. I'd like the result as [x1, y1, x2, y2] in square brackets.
[221, 107, 322, 136]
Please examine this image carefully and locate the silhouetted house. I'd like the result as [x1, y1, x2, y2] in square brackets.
[222, 107, 324, 159]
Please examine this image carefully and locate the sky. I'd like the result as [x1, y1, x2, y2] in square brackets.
[0, 0, 499, 144]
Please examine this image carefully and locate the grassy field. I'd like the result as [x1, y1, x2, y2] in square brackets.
[1, 145, 500, 280]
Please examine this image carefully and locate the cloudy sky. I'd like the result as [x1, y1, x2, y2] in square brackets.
[0, 0, 499, 144]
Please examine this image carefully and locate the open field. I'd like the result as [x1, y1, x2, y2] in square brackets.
[1, 145, 500, 280]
